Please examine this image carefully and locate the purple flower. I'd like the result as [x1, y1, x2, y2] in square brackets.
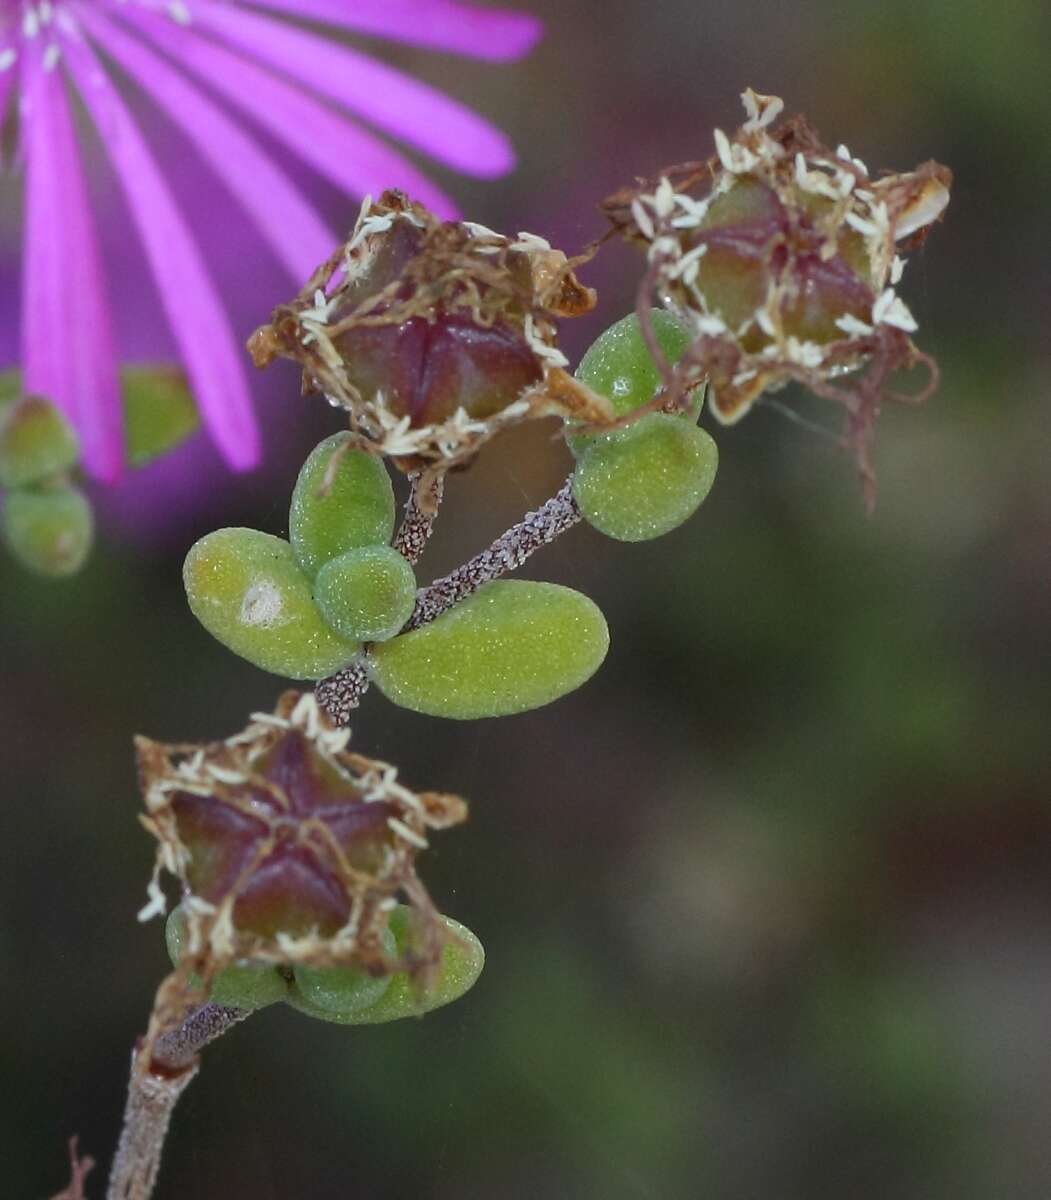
[0, 1, 541, 481]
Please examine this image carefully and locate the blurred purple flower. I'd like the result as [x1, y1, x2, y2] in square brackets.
[0, 1, 541, 481]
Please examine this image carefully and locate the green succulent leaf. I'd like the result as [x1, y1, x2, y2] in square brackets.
[0, 395, 80, 489]
[368, 579, 609, 719]
[285, 908, 485, 1025]
[2, 484, 94, 577]
[289, 924, 398, 1019]
[314, 544, 417, 643]
[572, 413, 718, 542]
[289, 433, 396, 579]
[164, 906, 289, 1011]
[0, 370, 19, 414]
[569, 309, 701, 456]
[183, 527, 359, 679]
[122, 367, 200, 466]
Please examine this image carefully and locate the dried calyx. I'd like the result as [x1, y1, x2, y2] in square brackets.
[602, 87, 951, 496]
[136, 690, 471, 1027]
[248, 190, 612, 476]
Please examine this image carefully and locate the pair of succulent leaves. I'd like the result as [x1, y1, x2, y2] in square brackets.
[184, 312, 720, 721]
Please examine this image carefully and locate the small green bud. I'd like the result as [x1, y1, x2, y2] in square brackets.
[2, 484, 94, 577]
[0, 395, 80, 489]
[0, 371, 19, 413]
[289, 434, 396, 579]
[569, 310, 700, 457]
[314, 544, 417, 643]
[122, 367, 200, 466]
[572, 414, 718, 542]
[368, 580, 609, 719]
[285, 908, 485, 1025]
[183, 528, 359, 679]
[164, 905, 288, 1011]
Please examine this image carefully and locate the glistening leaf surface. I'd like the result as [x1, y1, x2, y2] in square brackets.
[289, 433, 396, 579]
[572, 414, 718, 542]
[368, 580, 609, 719]
[183, 528, 359, 678]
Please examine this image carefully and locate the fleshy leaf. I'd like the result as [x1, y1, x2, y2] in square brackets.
[285, 907, 484, 1025]
[289, 433, 396, 579]
[0, 371, 19, 414]
[122, 367, 200, 466]
[183, 528, 359, 678]
[165, 904, 289, 1011]
[0, 395, 80, 489]
[568, 309, 700, 456]
[314, 544, 417, 642]
[2, 484, 94, 577]
[290, 924, 398, 1019]
[572, 414, 718, 542]
[368, 580, 609, 719]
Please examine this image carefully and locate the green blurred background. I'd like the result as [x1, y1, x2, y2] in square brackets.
[3, 0, 1050, 1196]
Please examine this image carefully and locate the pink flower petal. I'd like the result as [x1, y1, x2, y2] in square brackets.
[79, 7, 336, 280]
[59, 29, 260, 472]
[189, 0, 515, 178]
[20, 44, 124, 481]
[117, 5, 461, 218]
[236, 0, 543, 62]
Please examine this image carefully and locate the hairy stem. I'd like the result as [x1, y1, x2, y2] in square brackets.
[315, 657, 371, 728]
[407, 477, 581, 630]
[392, 472, 445, 566]
[315, 476, 582, 726]
[106, 1004, 248, 1200]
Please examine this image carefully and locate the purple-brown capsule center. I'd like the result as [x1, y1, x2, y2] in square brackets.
[171, 732, 395, 938]
[325, 217, 543, 427]
[333, 316, 542, 427]
[691, 176, 873, 344]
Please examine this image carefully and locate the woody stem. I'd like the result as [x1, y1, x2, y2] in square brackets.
[106, 1003, 248, 1200]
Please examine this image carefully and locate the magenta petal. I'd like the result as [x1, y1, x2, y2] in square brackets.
[238, 0, 543, 62]
[119, 6, 460, 218]
[20, 46, 124, 481]
[59, 31, 260, 471]
[79, 8, 336, 280]
[190, 0, 515, 178]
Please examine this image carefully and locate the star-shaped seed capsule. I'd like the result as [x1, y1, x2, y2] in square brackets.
[603, 88, 951, 498]
[136, 691, 466, 992]
[249, 190, 612, 474]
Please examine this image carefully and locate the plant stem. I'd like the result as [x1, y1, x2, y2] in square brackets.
[407, 476, 581, 630]
[315, 475, 582, 726]
[106, 1004, 247, 1200]
[392, 472, 445, 566]
[314, 657, 371, 728]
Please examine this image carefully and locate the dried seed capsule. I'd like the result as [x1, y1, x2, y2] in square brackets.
[248, 190, 610, 472]
[183, 528, 359, 679]
[602, 88, 952, 461]
[289, 433, 396, 579]
[2, 484, 94, 577]
[314, 544, 417, 643]
[286, 907, 485, 1025]
[165, 905, 288, 1011]
[368, 580, 609, 719]
[572, 413, 718, 541]
[0, 395, 80, 489]
[568, 310, 699, 457]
